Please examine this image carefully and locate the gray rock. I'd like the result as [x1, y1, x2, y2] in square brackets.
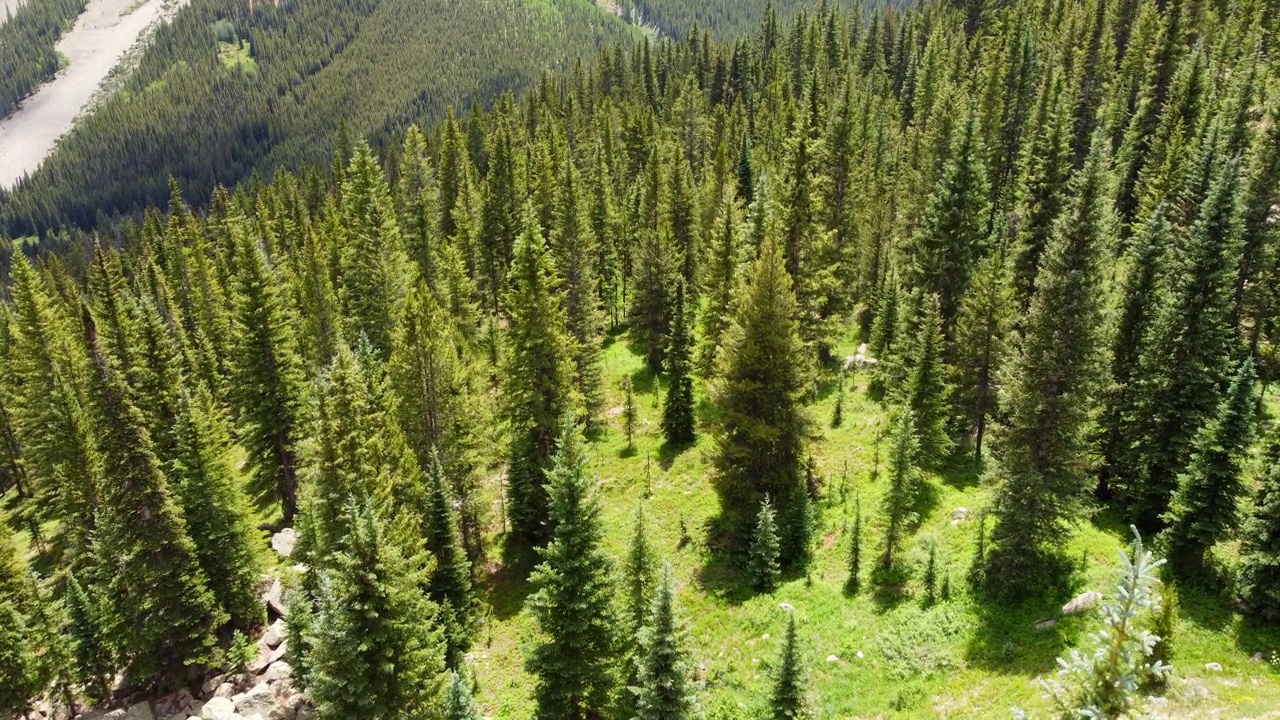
[213, 683, 236, 700]
[263, 578, 287, 618]
[200, 674, 226, 698]
[262, 619, 285, 649]
[1062, 590, 1102, 615]
[1251, 652, 1264, 663]
[263, 661, 292, 683]
[271, 529, 298, 558]
[234, 683, 275, 717]
[1035, 619, 1057, 630]
[199, 697, 236, 720]
[1205, 662, 1223, 672]
[950, 507, 969, 521]
[125, 702, 155, 720]
[250, 640, 288, 674]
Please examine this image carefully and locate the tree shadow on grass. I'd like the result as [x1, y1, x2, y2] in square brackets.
[936, 450, 983, 492]
[657, 438, 694, 470]
[694, 550, 755, 607]
[963, 596, 1082, 676]
[870, 562, 913, 613]
[629, 365, 659, 395]
[489, 539, 538, 621]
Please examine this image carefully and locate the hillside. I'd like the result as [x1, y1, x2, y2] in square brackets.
[2, 0, 1280, 719]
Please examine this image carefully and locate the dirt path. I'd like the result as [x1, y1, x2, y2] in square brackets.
[0, 0, 172, 189]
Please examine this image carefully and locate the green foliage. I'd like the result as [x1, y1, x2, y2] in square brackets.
[749, 498, 781, 593]
[769, 615, 813, 720]
[899, 293, 951, 467]
[64, 572, 112, 702]
[880, 408, 920, 571]
[527, 417, 622, 719]
[444, 670, 483, 720]
[1240, 459, 1280, 621]
[633, 563, 699, 720]
[1041, 528, 1169, 720]
[423, 451, 475, 668]
[305, 497, 446, 720]
[662, 277, 696, 445]
[950, 248, 1014, 459]
[846, 494, 862, 594]
[623, 377, 638, 450]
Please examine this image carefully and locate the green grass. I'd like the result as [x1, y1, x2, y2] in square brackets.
[217, 40, 258, 76]
[468, 325, 1280, 719]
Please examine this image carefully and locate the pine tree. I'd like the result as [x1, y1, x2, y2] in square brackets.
[749, 498, 782, 592]
[769, 615, 812, 720]
[423, 451, 474, 668]
[634, 563, 699, 720]
[985, 138, 1111, 596]
[228, 216, 308, 523]
[951, 248, 1014, 459]
[171, 386, 265, 632]
[662, 278, 696, 445]
[444, 670, 483, 720]
[64, 572, 112, 701]
[699, 192, 742, 373]
[84, 311, 224, 683]
[900, 293, 951, 467]
[504, 205, 576, 545]
[1240, 459, 1280, 621]
[1163, 359, 1256, 576]
[1012, 71, 1070, 306]
[1123, 154, 1246, 530]
[623, 377, 638, 451]
[527, 416, 622, 720]
[306, 497, 446, 720]
[0, 515, 47, 718]
[624, 505, 658, 641]
[553, 157, 607, 428]
[846, 494, 862, 594]
[881, 408, 920, 571]
[711, 240, 809, 561]
[923, 540, 938, 605]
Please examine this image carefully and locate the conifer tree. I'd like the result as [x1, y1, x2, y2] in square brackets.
[951, 248, 1014, 458]
[444, 670, 483, 720]
[504, 206, 577, 546]
[85, 311, 224, 682]
[623, 377, 638, 451]
[527, 417, 622, 720]
[423, 451, 474, 667]
[1240, 459, 1280, 621]
[64, 572, 112, 701]
[553, 157, 607, 428]
[711, 240, 808, 560]
[634, 563, 699, 720]
[1012, 72, 1070, 306]
[306, 497, 445, 720]
[631, 227, 676, 373]
[749, 498, 782, 592]
[1123, 154, 1246, 530]
[0, 515, 46, 719]
[881, 408, 920, 571]
[228, 217, 308, 522]
[662, 278, 696, 445]
[624, 505, 658, 641]
[846, 493, 862, 594]
[171, 387, 265, 632]
[1163, 359, 1256, 576]
[985, 138, 1111, 596]
[900, 293, 951, 466]
[699, 192, 742, 373]
[769, 615, 812, 720]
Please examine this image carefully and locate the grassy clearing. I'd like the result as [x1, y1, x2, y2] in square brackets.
[469, 325, 1280, 719]
[217, 40, 257, 76]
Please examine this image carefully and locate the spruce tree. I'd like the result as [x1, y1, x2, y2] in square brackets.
[306, 497, 446, 720]
[846, 494, 862, 594]
[1240, 459, 1280, 621]
[1163, 359, 1256, 576]
[624, 505, 658, 641]
[84, 311, 224, 683]
[662, 278, 696, 445]
[444, 670, 483, 720]
[633, 563, 699, 720]
[749, 498, 782, 592]
[527, 416, 622, 720]
[553, 157, 607, 428]
[881, 408, 920, 571]
[64, 572, 112, 702]
[504, 205, 576, 545]
[711, 240, 808, 561]
[900, 293, 951, 467]
[951, 248, 1014, 459]
[171, 386, 265, 632]
[1123, 154, 1245, 530]
[623, 377, 638, 451]
[769, 615, 813, 720]
[985, 138, 1111, 596]
[423, 451, 474, 667]
[228, 217, 308, 523]
[699, 192, 742, 373]
[0, 515, 46, 718]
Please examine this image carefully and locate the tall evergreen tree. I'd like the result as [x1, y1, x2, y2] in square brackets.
[444, 670, 483, 720]
[84, 311, 224, 683]
[662, 278, 696, 445]
[699, 192, 743, 373]
[950, 248, 1014, 459]
[711, 240, 809, 561]
[769, 615, 812, 720]
[504, 205, 576, 545]
[749, 497, 782, 592]
[1123, 154, 1245, 529]
[423, 451, 475, 668]
[985, 138, 1112, 596]
[633, 563, 699, 720]
[64, 571, 112, 701]
[1163, 359, 1256, 576]
[880, 408, 920, 571]
[1240, 458, 1280, 621]
[171, 387, 265, 632]
[900, 293, 951, 466]
[305, 497, 445, 720]
[228, 217, 308, 523]
[553, 157, 607, 428]
[527, 417, 622, 720]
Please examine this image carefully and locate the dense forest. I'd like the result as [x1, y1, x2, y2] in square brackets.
[0, 0, 86, 118]
[3, 0, 1280, 717]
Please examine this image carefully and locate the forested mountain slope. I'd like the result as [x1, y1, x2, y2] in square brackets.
[2, 0, 1280, 719]
[0, 0, 86, 118]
